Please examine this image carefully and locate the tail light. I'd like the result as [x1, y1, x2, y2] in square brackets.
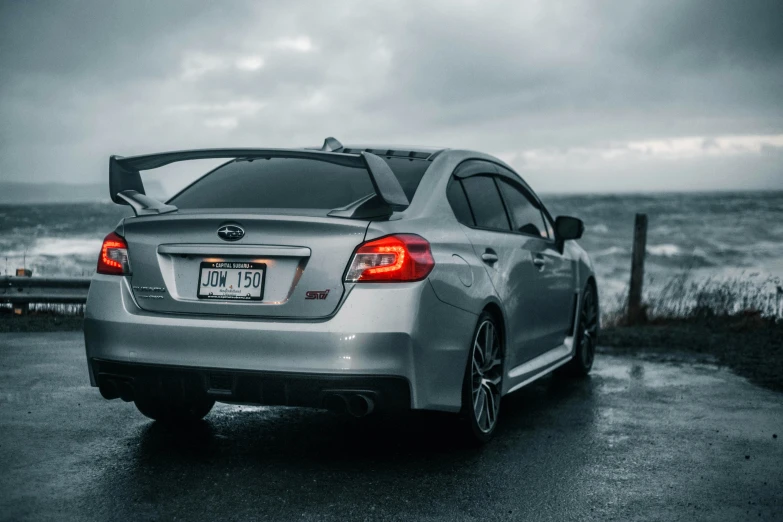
[97, 232, 131, 275]
[345, 234, 435, 282]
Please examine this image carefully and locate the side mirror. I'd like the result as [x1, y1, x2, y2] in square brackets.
[555, 216, 584, 240]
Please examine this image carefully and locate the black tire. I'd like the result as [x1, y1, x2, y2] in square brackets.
[134, 394, 215, 423]
[557, 282, 599, 378]
[459, 311, 503, 445]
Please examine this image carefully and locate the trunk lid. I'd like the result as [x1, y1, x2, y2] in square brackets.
[123, 210, 368, 319]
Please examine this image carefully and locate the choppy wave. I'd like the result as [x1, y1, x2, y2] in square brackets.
[592, 246, 628, 258]
[646, 244, 681, 257]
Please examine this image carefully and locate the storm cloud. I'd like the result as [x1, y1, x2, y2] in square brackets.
[1, 0, 782, 194]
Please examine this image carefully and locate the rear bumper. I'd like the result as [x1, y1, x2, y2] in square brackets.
[84, 275, 477, 412]
[91, 359, 411, 413]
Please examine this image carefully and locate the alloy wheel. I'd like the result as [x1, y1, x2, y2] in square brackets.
[471, 319, 502, 434]
[579, 286, 599, 368]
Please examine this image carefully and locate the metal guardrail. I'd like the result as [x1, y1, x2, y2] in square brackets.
[0, 276, 91, 304]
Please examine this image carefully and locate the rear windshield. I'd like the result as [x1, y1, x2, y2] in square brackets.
[169, 157, 430, 210]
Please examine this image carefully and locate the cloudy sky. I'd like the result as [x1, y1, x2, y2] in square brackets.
[1, 0, 782, 194]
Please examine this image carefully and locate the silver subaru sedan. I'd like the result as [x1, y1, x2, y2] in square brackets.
[84, 137, 598, 443]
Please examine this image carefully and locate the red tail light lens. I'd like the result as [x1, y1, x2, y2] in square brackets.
[97, 232, 131, 275]
[345, 234, 435, 282]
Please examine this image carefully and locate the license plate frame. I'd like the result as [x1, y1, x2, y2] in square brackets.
[197, 261, 266, 301]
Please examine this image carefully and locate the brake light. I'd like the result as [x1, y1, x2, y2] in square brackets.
[345, 234, 435, 282]
[97, 232, 131, 275]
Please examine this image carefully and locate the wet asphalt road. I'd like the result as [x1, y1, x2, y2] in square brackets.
[1, 332, 781, 521]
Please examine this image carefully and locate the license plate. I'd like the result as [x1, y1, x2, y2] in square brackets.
[197, 261, 265, 301]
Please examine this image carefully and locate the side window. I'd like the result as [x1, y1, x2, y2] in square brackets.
[461, 176, 511, 231]
[446, 179, 475, 226]
[496, 178, 548, 238]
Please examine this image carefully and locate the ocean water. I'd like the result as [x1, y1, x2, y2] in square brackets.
[1, 192, 782, 314]
[544, 192, 783, 290]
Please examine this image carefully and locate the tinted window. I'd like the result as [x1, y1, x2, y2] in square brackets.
[446, 179, 475, 226]
[170, 157, 430, 210]
[461, 176, 511, 231]
[497, 178, 548, 238]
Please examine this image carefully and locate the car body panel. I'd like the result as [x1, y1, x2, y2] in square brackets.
[122, 212, 369, 319]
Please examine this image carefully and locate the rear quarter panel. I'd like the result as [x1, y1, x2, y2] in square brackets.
[364, 151, 503, 318]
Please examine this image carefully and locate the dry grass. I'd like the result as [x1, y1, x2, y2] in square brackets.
[0, 303, 85, 315]
[602, 273, 783, 327]
[0, 307, 83, 333]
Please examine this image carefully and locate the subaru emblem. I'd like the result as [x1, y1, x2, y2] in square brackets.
[217, 224, 244, 242]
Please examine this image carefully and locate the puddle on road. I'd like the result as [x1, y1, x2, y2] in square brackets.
[593, 356, 725, 393]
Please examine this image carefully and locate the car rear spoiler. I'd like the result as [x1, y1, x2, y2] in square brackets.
[109, 141, 410, 217]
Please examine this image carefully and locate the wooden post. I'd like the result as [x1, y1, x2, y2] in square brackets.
[627, 213, 648, 325]
[14, 268, 32, 316]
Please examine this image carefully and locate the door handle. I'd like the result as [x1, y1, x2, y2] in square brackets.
[532, 255, 546, 269]
[481, 250, 499, 264]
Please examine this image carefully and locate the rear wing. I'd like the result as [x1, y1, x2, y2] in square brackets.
[109, 139, 410, 216]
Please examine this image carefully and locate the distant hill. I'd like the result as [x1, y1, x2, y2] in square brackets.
[0, 181, 167, 204]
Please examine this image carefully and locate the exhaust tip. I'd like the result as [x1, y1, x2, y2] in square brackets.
[323, 393, 348, 414]
[346, 394, 375, 418]
[117, 381, 136, 402]
[99, 381, 120, 400]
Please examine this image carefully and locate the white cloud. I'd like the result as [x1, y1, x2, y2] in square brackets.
[183, 52, 267, 78]
[504, 134, 783, 170]
[273, 36, 313, 52]
[202, 117, 238, 129]
[625, 135, 783, 158]
[235, 55, 265, 71]
[167, 100, 267, 114]
[299, 90, 329, 112]
[180, 52, 225, 80]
